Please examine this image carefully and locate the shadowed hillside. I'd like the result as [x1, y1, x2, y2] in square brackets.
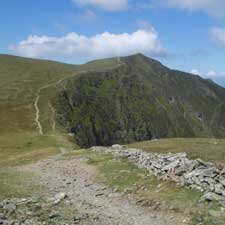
[53, 54, 225, 147]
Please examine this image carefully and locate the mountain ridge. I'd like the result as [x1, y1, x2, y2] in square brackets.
[1, 53, 225, 147]
[52, 53, 225, 146]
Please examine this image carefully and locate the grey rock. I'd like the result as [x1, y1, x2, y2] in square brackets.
[54, 193, 67, 204]
[214, 183, 225, 196]
[197, 159, 214, 168]
[3, 203, 16, 212]
[0, 214, 6, 220]
[166, 153, 187, 161]
[219, 177, 225, 186]
[49, 212, 61, 219]
[201, 192, 225, 202]
[162, 160, 180, 171]
[151, 162, 162, 169]
[112, 144, 123, 149]
[221, 167, 225, 175]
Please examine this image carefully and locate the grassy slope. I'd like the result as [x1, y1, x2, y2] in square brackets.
[128, 138, 225, 164]
[0, 54, 118, 134]
[0, 54, 119, 198]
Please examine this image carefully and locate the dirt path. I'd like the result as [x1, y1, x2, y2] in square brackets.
[20, 154, 188, 225]
[48, 101, 56, 132]
[34, 78, 66, 135]
[34, 93, 43, 135]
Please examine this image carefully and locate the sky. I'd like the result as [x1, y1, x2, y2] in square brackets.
[1, 0, 225, 87]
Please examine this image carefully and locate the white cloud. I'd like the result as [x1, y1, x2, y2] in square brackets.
[207, 70, 225, 78]
[190, 69, 225, 78]
[166, 0, 225, 18]
[73, 0, 128, 11]
[210, 27, 225, 48]
[9, 29, 165, 60]
[190, 69, 201, 75]
[207, 70, 217, 77]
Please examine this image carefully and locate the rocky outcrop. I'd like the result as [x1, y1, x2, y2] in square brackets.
[91, 145, 225, 206]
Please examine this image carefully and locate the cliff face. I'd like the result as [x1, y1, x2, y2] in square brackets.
[54, 54, 225, 147]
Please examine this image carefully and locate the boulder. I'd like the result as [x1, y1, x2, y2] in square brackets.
[214, 183, 225, 196]
[162, 160, 180, 171]
[112, 144, 123, 150]
[54, 193, 67, 204]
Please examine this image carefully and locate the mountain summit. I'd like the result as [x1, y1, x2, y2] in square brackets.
[52, 54, 225, 147]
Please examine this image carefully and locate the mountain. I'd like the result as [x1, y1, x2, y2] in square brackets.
[0, 54, 118, 135]
[1, 53, 225, 148]
[52, 54, 225, 147]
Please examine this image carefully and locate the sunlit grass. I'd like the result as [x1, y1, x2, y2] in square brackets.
[85, 152, 225, 225]
[127, 138, 225, 164]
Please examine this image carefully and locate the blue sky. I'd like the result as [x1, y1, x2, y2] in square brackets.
[1, 0, 225, 87]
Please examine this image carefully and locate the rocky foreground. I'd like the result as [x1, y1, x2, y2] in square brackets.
[0, 151, 187, 225]
[91, 145, 225, 206]
[1, 145, 225, 224]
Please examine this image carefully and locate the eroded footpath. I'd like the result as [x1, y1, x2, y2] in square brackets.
[1, 152, 188, 225]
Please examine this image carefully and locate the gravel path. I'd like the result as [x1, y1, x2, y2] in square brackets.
[19, 153, 189, 225]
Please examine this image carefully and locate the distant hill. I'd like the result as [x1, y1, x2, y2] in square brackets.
[53, 54, 225, 146]
[0, 54, 118, 134]
[1, 53, 225, 148]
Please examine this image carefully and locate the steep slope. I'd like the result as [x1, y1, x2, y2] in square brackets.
[0, 54, 119, 134]
[53, 54, 225, 147]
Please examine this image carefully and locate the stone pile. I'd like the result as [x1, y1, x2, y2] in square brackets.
[91, 145, 225, 206]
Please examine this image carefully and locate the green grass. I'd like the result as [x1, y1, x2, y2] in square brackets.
[0, 54, 119, 134]
[85, 152, 225, 225]
[0, 131, 78, 167]
[0, 168, 35, 199]
[0, 131, 78, 199]
[127, 138, 225, 164]
[0, 54, 120, 199]
[63, 149, 90, 158]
